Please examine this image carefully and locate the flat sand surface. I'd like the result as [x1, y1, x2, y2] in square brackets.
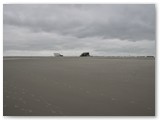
[3, 57, 155, 116]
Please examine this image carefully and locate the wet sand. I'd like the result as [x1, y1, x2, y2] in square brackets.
[3, 57, 155, 116]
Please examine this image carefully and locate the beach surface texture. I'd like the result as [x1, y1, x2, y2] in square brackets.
[3, 57, 155, 116]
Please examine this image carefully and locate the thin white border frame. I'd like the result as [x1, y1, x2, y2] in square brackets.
[1, 1, 159, 120]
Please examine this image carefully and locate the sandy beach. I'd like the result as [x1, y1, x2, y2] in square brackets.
[3, 57, 155, 116]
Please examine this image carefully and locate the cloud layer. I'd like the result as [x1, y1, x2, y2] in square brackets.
[3, 4, 156, 56]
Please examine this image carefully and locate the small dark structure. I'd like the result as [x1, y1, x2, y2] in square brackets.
[80, 52, 90, 57]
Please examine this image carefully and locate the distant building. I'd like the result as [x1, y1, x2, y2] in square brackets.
[80, 52, 90, 57]
[54, 53, 63, 57]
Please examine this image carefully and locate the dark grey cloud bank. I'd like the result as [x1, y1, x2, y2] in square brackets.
[3, 4, 156, 56]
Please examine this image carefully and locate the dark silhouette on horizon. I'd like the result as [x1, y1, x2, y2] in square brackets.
[80, 52, 90, 57]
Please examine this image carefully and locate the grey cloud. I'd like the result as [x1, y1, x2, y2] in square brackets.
[4, 4, 155, 41]
[3, 4, 156, 56]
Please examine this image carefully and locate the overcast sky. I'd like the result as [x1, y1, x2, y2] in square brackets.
[3, 4, 156, 56]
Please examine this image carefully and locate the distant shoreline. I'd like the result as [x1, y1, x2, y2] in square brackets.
[3, 56, 155, 58]
[3, 56, 155, 61]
